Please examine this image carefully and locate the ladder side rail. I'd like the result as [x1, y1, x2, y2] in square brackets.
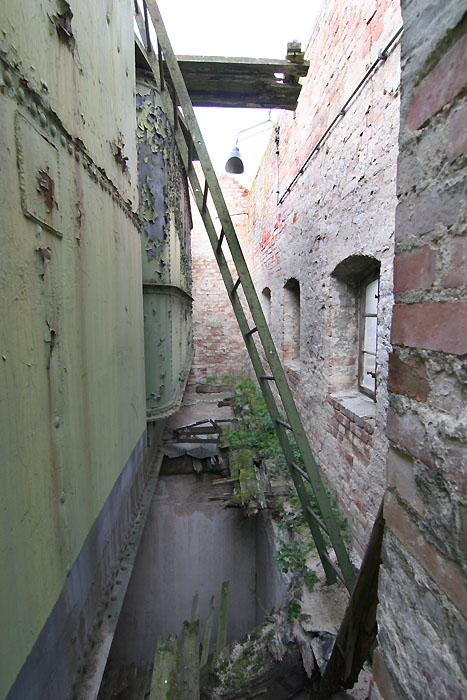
[142, 1, 355, 592]
[184, 162, 336, 584]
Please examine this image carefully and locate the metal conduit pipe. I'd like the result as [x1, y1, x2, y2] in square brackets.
[277, 25, 404, 205]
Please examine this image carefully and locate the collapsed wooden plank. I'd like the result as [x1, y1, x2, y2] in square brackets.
[179, 620, 200, 700]
[149, 634, 179, 699]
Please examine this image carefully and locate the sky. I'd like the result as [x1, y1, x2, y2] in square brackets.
[140, 0, 324, 188]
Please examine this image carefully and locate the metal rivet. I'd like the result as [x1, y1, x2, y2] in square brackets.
[59, 492, 66, 503]
[50, 124, 56, 137]
[39, 112, 47, 127]
[17, 87, 25, 103]
[54, 415, 60, 428]
[75, 151, 80, 162]
[60, 134, 66, 147]
[28, 101, 37, 116]
[3, 70, 12, 86]
[68, 143, 73, 155]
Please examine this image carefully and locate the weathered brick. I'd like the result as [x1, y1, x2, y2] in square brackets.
[386, 446, 424, 514]
[393, 246, 436, 292]
[442, 236, 467, 289]
[387, 351, 429, 402]
[406, 33, 467, 131]
[384, 492, 467, 618]
[448, 102, 467, 162]
[391, 300, 467, 355]
[372, 647, 399, 700]
[395, 177, 466, 240]
[386, 408, 434, 467]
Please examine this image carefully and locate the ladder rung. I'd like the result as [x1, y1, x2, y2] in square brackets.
[321, 552, 346, 585]
[202, 181, 209, 212]
[216, 229, 225, 252]
[290, 461, 311, 483]
[305, 505, 329, 535]
[276, 418, 292, 431]
[172, 89, 178, 129]
[157, 40, 165, 91]
[188, 139, 193, 170]
[245, 326, 257, 337]
[260, 375, 275, 381]
[230, 278, 241, 296]
[142, 0, 151, 52]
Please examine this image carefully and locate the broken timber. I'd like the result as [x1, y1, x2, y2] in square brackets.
[135, 39, 308, 110]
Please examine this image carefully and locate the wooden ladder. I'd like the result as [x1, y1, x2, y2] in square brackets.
[135, 0, 356, 594]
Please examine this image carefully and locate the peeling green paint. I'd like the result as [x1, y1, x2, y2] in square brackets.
[0, 1, 145, 696]
[136, 72, 193, 420]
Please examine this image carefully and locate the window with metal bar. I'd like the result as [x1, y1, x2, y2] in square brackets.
[358, 275, 379, 398]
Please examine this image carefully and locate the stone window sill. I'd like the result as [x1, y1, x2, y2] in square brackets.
[330, 391, 376, 433]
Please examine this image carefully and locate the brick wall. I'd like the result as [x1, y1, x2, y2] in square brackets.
[189, 167, 252, 384]
[247, 0, 402, 552]
[374, 1, 467, 698]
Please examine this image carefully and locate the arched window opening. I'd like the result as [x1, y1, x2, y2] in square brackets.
[261, 287, 271, 325]
[283, 278, 300, 363]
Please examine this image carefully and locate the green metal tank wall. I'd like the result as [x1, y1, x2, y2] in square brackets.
[136, 73, 193, 421]
[0, 1, 146, 696]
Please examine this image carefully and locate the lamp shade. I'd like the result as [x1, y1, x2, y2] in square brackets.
[225, 146, 244, 174]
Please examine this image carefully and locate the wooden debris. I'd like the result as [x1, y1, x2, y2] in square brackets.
[149, 634, 179, 699]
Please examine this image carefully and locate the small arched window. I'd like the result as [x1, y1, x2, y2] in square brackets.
[283, 278, 300, 363]
[261, 287, 271, 325]
[331, 256, 380, 399]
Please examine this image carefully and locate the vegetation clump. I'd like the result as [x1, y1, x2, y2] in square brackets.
[211, 376, 349, 586]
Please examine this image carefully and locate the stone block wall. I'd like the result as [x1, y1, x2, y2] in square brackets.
[189, 168, 252, 384]
[373, 1, 467, 698]
[247, 0, 402, 552]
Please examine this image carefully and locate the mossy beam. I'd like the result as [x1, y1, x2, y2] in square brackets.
[143, 1, 355, 593]
[200, 594, 215, 669]
[150, 635, 180, 700]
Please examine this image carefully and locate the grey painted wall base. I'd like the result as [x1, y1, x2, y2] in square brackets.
[6, 430, 152, 700]
[104, 472, 287, 671]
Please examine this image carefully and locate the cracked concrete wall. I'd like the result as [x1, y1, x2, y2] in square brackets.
[373, 1, 467, 698]
[247, 0, 402, 553]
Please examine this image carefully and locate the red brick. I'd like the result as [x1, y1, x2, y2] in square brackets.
[384, 492, 467, 618]
[391, 300, 467, 355]
[372, 647, 399, 700]
[448, 103, 467, 161]
[387, 352, 429, 402]
[393, 246, 436, 292]
[386, 446, 424, 514]
[446, 446, 467, 494]
[406, 34, 467, 131]
[386, 408, 434, 468]
[442, 236, 467, 289]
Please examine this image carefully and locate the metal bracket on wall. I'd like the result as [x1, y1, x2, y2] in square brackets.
[135, 0, 356, 594]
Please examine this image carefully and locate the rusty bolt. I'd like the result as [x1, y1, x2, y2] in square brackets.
[54, 415, 60, 428]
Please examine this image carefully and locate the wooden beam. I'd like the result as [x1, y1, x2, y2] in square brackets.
[136, 37, 309, 109]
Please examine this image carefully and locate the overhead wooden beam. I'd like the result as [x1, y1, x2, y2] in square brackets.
[134, 37, 309, 110]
